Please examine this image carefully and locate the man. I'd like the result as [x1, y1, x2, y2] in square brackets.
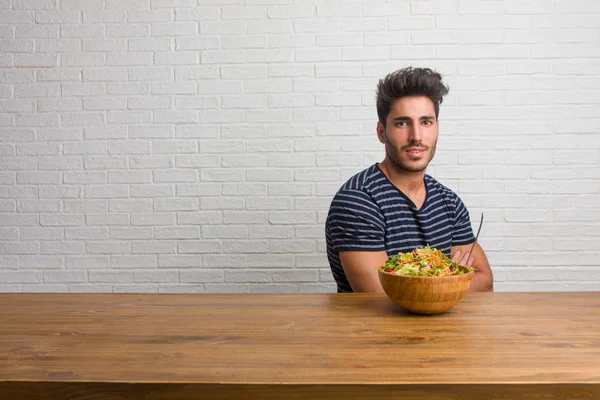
[325, 67, 493, 293]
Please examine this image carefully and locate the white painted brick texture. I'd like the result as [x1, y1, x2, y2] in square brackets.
[0, 0, 599, 293]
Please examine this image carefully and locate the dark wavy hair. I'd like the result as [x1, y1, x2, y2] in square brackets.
[376, 67, 449, 126]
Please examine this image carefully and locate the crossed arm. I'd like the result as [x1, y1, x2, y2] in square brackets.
[339, 242, 493, 293]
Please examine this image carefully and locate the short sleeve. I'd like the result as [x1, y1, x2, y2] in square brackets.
[452, 195, 476, 246]
[326, 189, 386, 253]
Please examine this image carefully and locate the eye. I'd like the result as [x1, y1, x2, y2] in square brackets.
[422, 120, 433, 126]
[396, 121, 408, 127]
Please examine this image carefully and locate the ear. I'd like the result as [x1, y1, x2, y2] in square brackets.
[376, 121, 386, 144]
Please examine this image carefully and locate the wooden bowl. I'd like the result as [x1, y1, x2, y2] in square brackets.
[378, 268, 474, 315]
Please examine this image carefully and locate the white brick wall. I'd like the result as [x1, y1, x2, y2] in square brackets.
[1, 0, 599, 293]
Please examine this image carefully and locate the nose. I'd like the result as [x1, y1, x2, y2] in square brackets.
[408, 124, 423, 143]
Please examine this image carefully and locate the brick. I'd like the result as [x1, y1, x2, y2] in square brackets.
[64, 172, 106, 185]
[38, 186, 81, 199]
[107, 83, 150, 96]
[0, 185, 37, 198]
[0, 227, 18, 240]
[108, 171, 151, 184]
[14, 53, 57, 67]
[218, 177, 260, 192]
[153, 170, 198, 183]
[60, 25, 103, 38]
[133, 241, 176, 254]
[0, 256, 18, 269]
[37, 98, 82, 112]
[0, 199, 15, 211]
[1, 213, 37, 226]
[158, 254, 202, 268]
[61, 53, 105, 66]
[17, 200, 60, 212]
[68, 284, 112, 292]
[108, 140, 149, 154]
[134, 270, 178, 283]
[246, 169, 293, 182]
[17, 171, 60, 184]
[16, 25, 57, 38]
[155, 227, 200, 239]
[85, 185, 129, 198]
[174, 92, 219, 108]
[225, 270, 270, 283]
[110, 227, 153, 240]
[62, 83, 105, 97]
[0, 157, 36, 170]
[201, 169, 244, 182]
[106, 0, 150, 9]
[89, 271, 134, 283]
[176, 183, 221, 197]
[223, 211, 267, 225]
[65, 228, 109, 240]
[295, 226, 325, 239]
[107, 52, 153, 66]
[36, 11, 80, 23]
[272, 270, 318, 283]
[111, 255, 157, 269]
[200, 197, 245, 210]
[178, 240, 222, 254]
[159, 284, 204, 293]
[109, 199, 153, 212]
[295, 48, 340, 62]
[86, 214, 129, 226]
[154, 198, 199, 211]
[0, 172, 15, 184]
[129, 38, 171, 51]
[202, 255, 246, 268]
[108, 110, 152, 123]
[151, 22, 197, 36]
[113, 284, 158, 293]
[83, 67, 127, 82]
[131, 184, 174, 198]
[0, 271, 41, 283]
[106, 24, 149, 37]
[180, 269, 223, 283]
[131, 213, 174, 226]
[248, 226, 292, 239]
[127, 10, 170, 22]
[128, 96, 170, 109]
[44, 270, 87, 283]
[40, 241, 85, 254]
[155, 51, 199, 65]
[87, 241, 131, 254]
[15, 83, 60, 98]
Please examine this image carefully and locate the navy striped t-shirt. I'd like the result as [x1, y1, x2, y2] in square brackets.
[325, 163, 476, 293]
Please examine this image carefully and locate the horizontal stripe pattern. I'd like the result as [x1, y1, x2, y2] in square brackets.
[325, 164, 475, 293]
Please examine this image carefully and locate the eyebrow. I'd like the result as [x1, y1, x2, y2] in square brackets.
[392, 116, 436, 121]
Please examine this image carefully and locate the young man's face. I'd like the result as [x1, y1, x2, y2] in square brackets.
[377, 96, 439, 173]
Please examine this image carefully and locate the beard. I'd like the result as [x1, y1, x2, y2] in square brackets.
[385, 135, 437, 173]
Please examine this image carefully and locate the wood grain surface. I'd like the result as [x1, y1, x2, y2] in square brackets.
[1, 292, 599, 399]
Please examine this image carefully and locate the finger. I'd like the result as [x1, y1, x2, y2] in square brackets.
[466, 254, 475, 267]
[451, 251, 461, 263]
[459, 252, 471, 266]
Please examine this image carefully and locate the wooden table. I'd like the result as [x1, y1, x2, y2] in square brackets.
[0, 292, 599, 400]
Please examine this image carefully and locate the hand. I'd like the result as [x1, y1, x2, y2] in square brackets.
[451, 250, 474, 267]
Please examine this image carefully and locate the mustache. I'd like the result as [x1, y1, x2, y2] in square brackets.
[401, 142, 429, 151]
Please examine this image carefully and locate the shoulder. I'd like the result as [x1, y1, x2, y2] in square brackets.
[339, 163, 384, 192]
[332, 164, 386, 208]
[425, 174, 463, 207]
[327, 165, 386, 225]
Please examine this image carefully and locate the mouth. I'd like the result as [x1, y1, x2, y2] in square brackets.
[405, 147, 426, 159]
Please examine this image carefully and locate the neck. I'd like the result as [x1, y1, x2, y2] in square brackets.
[379, 159, 426, 196]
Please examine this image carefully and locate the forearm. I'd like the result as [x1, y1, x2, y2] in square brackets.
[470, 270, 493, 292]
